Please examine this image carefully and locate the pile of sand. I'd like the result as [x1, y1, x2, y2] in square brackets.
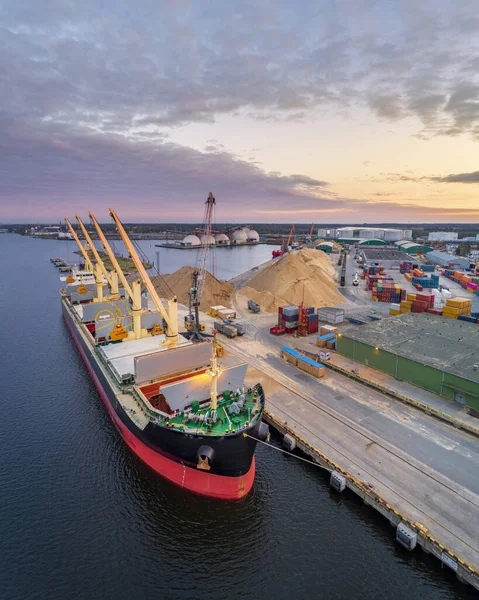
[151, 266, 233, 309]
[239, 248, 344, 313]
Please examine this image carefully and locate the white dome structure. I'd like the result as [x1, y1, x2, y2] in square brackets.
[246, 229, 259, 242]
[182, 234, 201, 247]
[215, 233, 230, 245]
[232, 229, 248, 243]
[200, 234, 216, 245]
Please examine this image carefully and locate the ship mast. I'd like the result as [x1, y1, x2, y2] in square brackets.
[108, 208, 179, 348]
[75, 215, 119, 297]
[89, 212, 145, 340]
[206, 333, 222, 412]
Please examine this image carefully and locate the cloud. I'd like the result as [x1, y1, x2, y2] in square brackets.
[368, 94, 405, 121]
[374, 170, 479, 184]
[1, 0, 479, 223]
[1, 0, 478, 139]
[430, 171, 479, 184]
[4, 116, 477, 223]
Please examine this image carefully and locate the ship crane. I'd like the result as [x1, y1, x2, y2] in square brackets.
[89, 212, 146, 340]
[75, 215, 119, 298]
[107, 208, 179, 348]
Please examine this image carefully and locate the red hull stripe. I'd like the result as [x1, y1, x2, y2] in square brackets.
[63, 313, 255, 500]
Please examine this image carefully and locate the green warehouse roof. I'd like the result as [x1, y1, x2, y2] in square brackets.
[340, 313, 479, 384]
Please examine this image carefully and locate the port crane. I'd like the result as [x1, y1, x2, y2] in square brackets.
[306, 223, 315, 243]
[272, 224, 295, 258]
[185, 193, 216, 341]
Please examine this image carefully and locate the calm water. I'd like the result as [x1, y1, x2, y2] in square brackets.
[59, 237, 278, 280]
[0, 233, 475, 600]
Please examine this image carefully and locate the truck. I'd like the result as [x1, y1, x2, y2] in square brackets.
[223, 319, 246, 335]
[247, 299, 260, 313]
[214, 320, 237, 338]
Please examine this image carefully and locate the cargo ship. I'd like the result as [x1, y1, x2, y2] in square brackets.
[60, 209, 269, 499]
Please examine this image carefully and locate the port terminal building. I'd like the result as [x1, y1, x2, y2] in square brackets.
[336, 313, 479, 410]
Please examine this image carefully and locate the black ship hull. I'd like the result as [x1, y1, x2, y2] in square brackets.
[62, 299, 266, 499]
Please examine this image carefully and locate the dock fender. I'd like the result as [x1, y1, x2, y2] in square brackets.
[196, 445, 215, 470]
[258, 422, 270, 442]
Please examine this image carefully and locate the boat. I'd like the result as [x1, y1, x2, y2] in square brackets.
[60, 210, 269, 499]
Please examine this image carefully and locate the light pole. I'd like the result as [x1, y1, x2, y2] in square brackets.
[156, 251, 160, 274]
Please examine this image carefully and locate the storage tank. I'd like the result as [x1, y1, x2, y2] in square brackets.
[232, 229, 248, 244]
[215, 233, 230, 245]
[200, 234, 216, 245]
[182, 234, 201, 247]
[246, 229, 259, 242]
[384, 230, 402, 242]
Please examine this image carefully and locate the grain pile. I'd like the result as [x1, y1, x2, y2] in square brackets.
[151, 266, 233, 308]
[239, 248, 344, 312]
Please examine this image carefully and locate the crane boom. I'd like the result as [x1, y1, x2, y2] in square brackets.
[108, 208, 178, 346]
[196, 192, 216, 302]
[88, 212, 135, 302]
[89, 211, 146, 339]
[286, 224, 295, 246]
[75, 215, 116, 292]
[64, 217, 94, 272]
[309, 223, 314, 237]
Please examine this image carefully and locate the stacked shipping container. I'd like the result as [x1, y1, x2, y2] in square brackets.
[277, 305, 318, 335]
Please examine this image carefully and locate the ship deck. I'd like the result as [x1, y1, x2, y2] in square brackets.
[99, 334, 193, 382]
[167, 390, 261, 435]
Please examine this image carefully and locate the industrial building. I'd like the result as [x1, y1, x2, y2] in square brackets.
[336, 313, 479, 410]
[425, 250, 471, 269]
[428, 232, 459, 241]
[335, 227, 412, 242]
[315, 241, 334, 253]
[394, 240, 434, 255]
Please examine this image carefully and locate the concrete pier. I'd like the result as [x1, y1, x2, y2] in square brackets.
[223, 336, 479, 590]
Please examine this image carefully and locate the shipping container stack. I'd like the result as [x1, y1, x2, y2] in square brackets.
[276, 305, 317, 335]
[443, 269, 479, 296]
[411, 271, 440, 290]
[442, 298, 473, 320]
[316, 333, 337, 349]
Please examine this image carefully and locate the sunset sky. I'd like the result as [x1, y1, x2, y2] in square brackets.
[1, 0, 478, 223]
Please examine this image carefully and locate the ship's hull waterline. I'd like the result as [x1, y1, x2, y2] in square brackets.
[62, 298, 263, 500]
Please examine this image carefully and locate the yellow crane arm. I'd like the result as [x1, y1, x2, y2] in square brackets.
[64, 217, 94, 272]
[88, 211, 136, 305]
[108, 208, 175, 334]
[75, 215, 113, 287]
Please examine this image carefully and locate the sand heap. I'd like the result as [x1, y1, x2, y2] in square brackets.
[239, 248, 344, 312]
[151, 266, 233, 309]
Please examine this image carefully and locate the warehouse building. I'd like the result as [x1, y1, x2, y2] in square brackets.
[428, 231, 459, 241]
[336, 227, 412, 241]
[336, 313, 479, 410]
[425, 250, 471, 269]
[394, 240, 434, 255]
[315, 241, 334, 253]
